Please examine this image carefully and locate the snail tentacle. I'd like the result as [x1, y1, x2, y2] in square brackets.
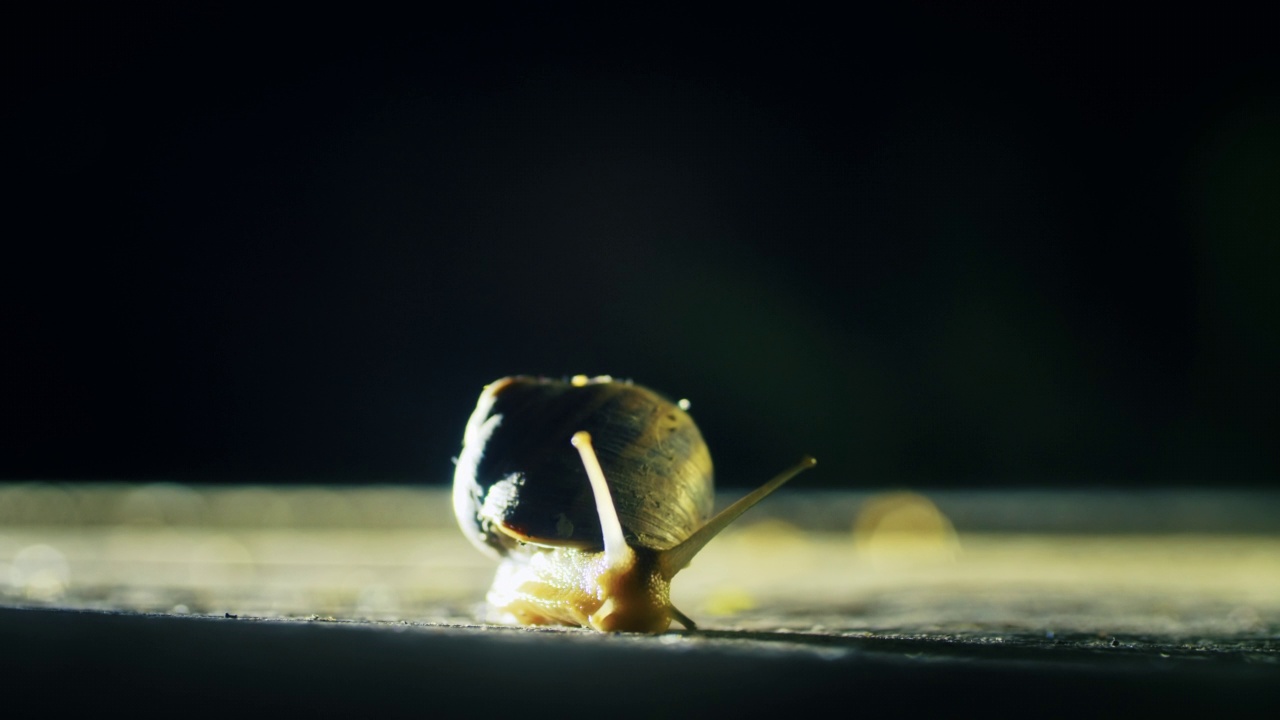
[658, 456, 818, 578]
[571, 431, 634, 570]
[668, 605, 697, 630]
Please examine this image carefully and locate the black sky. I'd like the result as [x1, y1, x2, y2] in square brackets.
[4, 4, 1278, 487]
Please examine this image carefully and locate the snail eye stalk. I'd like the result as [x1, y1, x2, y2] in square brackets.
[658, 456, 817, 579]
[571, 431, 635, 570]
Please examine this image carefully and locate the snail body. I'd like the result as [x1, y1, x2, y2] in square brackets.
[452, 375, 815, 633]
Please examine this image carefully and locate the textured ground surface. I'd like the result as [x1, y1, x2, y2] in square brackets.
[2, 484, 1278, 715]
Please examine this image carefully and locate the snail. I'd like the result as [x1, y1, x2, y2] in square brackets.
[452, 374, 816, 633]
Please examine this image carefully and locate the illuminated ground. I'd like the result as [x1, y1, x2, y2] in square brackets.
[2, 484, 1277, 714]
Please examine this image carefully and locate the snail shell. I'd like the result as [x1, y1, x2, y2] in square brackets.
[453, 375, 712, 557]
[453, 374, 815, 632]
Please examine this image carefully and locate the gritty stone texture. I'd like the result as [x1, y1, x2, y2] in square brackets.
[2, 485, 1277, 715]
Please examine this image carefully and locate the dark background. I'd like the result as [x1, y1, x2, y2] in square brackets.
[4, 4, 1278, 489]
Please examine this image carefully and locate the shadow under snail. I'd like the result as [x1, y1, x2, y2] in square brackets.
[452, 374, 816, 633]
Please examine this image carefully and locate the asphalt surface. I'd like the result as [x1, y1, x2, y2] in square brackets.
[3, 606, 1277, 718]
[3, 486, 1278, 717]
